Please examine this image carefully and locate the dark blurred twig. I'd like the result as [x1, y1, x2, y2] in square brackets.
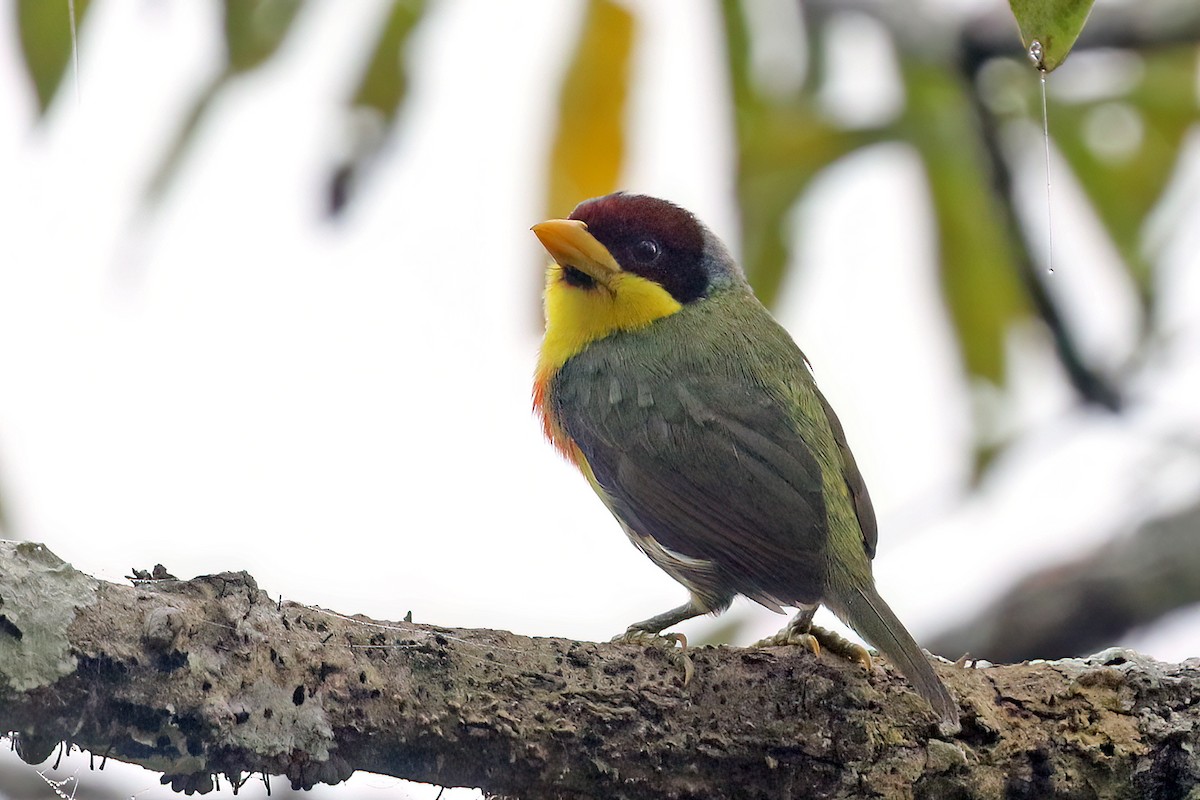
[959, 36, 1124, 412]
[929, 499, 1200, 662]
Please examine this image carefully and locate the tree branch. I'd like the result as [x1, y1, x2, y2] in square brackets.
[1, 541, 1199, 799]
[929, 499, 1200, 664]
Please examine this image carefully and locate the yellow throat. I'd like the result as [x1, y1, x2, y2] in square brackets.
[532, 218, 683, 379]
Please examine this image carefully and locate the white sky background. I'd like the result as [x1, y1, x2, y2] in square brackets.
[1, 1, 1200, 797]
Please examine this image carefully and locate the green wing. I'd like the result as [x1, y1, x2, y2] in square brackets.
[815, 391, 878, 559]
[552, 290, 874, 609]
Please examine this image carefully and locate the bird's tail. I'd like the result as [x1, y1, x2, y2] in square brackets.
[829, 581, 960, 731]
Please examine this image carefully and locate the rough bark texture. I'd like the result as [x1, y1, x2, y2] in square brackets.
[1, 541, 1199, 799]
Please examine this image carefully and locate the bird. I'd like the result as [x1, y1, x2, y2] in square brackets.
[531, 192, 960, 730]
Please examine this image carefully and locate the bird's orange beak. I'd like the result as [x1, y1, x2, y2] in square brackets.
[531, 218, 622, 288]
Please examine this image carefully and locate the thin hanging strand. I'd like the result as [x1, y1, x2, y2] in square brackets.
[1030, 41, 1054, 274]
[68, 0, 80, 103]
[1040, 70, 1054, 274]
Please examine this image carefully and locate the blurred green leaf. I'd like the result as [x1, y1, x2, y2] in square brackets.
[902, 61, 1029, 386]
[145, 0, 305, 205]
[145, 78, 224, 203]
[546, 0, 635, 219]
[1050, 48, 1200, 305]
[735, 116, 867, 309]
[721, 0, 873, 307]
[16, 0, 91, 114]
[1008, 0, 1096, 73]
[349, 1, 425, 117]
[223, 0, 305, 74]
[329, 0, 428, 215]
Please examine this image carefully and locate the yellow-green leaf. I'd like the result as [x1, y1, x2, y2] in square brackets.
[545, 0, 635, 218]
[144, 0, 304, 205]
[902, 60, 1029, 385]
[16, 0, 91, 114]
[721, 0, 872, 307]
[144, 78, 224, 203]
[735, 117, 866, 308]
[223, 0, 304, 74]
[1050, 48, 1199, 303]
[1008, 0, 1096, 73]
[330, 0, 428, 215]
[350, 1, 426, 117]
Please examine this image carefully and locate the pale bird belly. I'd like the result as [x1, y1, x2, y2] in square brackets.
[618, 522, 728, 612]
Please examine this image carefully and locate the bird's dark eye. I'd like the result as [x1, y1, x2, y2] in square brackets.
[631, 239, 660, 263]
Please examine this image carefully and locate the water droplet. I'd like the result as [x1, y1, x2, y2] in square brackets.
[1028, 40, 1043, 66]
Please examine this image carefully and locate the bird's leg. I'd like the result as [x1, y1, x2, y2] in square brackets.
[613, 597, 721, 686]
[754, 604, 873, 670]
[618, 600, 706, 641]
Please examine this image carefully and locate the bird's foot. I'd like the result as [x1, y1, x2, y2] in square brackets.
[754, 623, 872, 671]
[612, 629, 694, 686]
[812, 626, 873, 671]
[752, 628, 821, 654]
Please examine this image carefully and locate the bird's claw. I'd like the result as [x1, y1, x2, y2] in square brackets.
[755, 624, 872, 672]
[613, 629, 694, 686]
[751, 630, 821, 655]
